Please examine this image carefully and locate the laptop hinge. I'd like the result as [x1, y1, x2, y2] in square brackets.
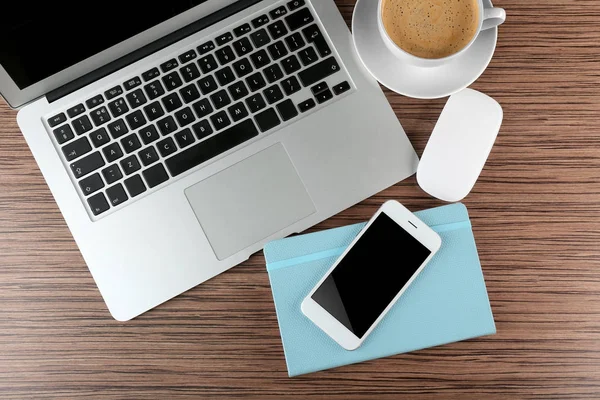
[46, 0, 262, 104]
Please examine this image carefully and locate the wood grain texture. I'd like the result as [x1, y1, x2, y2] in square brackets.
[1, 0, 600, 398]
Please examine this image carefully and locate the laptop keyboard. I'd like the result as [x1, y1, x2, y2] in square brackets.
[46, 0, 353, 219]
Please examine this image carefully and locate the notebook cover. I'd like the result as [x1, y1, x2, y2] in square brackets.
[263, 203, 495, 377]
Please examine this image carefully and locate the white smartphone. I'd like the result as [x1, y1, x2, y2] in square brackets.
[301, 201, 442, 351]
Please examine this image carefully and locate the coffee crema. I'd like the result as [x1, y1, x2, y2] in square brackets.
[382, 0, 480, 59]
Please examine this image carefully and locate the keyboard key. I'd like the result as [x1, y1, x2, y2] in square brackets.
[107, 119, 129, 139]
[285, 32, 305, 51]
[228, 102, 249, 122]
[106, 183, 129, 207]
[281, 54, 301, 74]
[233, 37, 253, 57]
[251, 14, 269, 28]
[216, 32, 234, 46]
[268, 21, 288, 39]
[124, 175, 147, 197]
[198, 75, 218, 95]
[123, 76, 142, 91]
[234, 23, 252, 37]
[48, 113, 66, 128]
[157, 137, 177, 157]
[333, 81, 351, 95]
[264, 85, 284, 104]
[143, 101, 165, 121]
[233, 58, 253, 78]
[228, 81, 249, 101]
[299, 47, 318, 66]
[103, 143, 124, 163]
[210, 90, 232, 110]
[72, 115, 93, 135]
[71, 152, 105, 179]
[175, 107, 196, 127]
[162, 71, 183, 91]
[63, 136, 92, 161]
[180, 84, 201, 104]
[86, 94, 104, 109]
[108, 98, 129, 117]
[192, 119, 214, 140]
[246, 93, 267, 113]
[126, 89, 147, 108]
[139, 125, 160, 145]
[144, 81, 165, 100]
[255, 108, 281, 132]
[162, 93, 183, 113]
[250, 29, 271, 48]
[302, 24, 331, 57]
[91, 106, 111, 126]
[285, 7, 314, 31]
[180, 63, 201, 83]
[190, 99, 213, 123]
[216, 45, 236, 65]
[281, 76, 301, 96]
[88, 193, 110, 216]
[287, 0, 305, 11]
[102, 164, 123, 185]
[197, 40, 215, 55]
[157, 115, 178, 136]
[192, 98, 214, 119]
[263, 64, 284, 83]
[174, 128, 196, 149]
[246, 72, 267, 92]
[210, 111, 231, 131]
[315, 88, 334, 104]
[215, 66, 236, 86]
[138, 146, 160, 166]
[67, 104, 86, 118]
[120, 155, 141, 175]
[179, 49, 197, 64]
[79, 173, 104, 196]
[160, 59, 179, 73]
[126, 110, 147, 130]
[277, 99, 298, 121]
[166, 119, 259, 177]
[121, 133, 142, 154]
[53, 125, 74, 144]
[298, 98, 316, 112]
[267, 41, 288, 60]
[142, 67, 160, 82]
[90, 127, 111, 148]
[298, 56, 340, 87]
[143, 163, 170, 188]
[250, 49, 271, 69]
[198, 54, 218, 74]
[270, 6, 288, 19]
[311, 81, 329, 95]
[128, 110, 152, 133]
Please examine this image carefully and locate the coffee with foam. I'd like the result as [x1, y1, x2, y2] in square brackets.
[381, 0, 480, 59]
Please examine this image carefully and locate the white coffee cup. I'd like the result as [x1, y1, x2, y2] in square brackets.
[377, 0, 506, 68]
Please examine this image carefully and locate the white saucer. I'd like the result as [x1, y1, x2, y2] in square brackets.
[352, 0, 498, 99]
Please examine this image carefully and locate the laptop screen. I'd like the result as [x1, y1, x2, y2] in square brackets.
[0, 1, 212, 90]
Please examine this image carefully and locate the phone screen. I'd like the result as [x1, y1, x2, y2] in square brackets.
[312, 213, 432, 338]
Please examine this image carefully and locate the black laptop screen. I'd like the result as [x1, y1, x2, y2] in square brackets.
[0, 1, 211, 89]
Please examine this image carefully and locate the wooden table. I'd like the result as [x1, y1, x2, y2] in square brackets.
[1, 0, 599, 398]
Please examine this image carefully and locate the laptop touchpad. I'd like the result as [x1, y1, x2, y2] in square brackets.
[185, 143, 316, 260]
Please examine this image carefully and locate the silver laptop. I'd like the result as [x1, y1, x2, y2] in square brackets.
[2, 0, 418, 320]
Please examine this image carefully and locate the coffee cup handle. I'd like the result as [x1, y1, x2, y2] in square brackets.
[482, 7, 506, 31]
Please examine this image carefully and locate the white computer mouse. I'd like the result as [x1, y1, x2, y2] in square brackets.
[417, 89, 503, 202]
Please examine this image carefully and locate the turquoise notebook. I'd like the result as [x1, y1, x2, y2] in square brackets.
[263, 203, 495, 377]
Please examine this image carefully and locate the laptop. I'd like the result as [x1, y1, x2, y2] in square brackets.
[2, 0, 418, 320]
